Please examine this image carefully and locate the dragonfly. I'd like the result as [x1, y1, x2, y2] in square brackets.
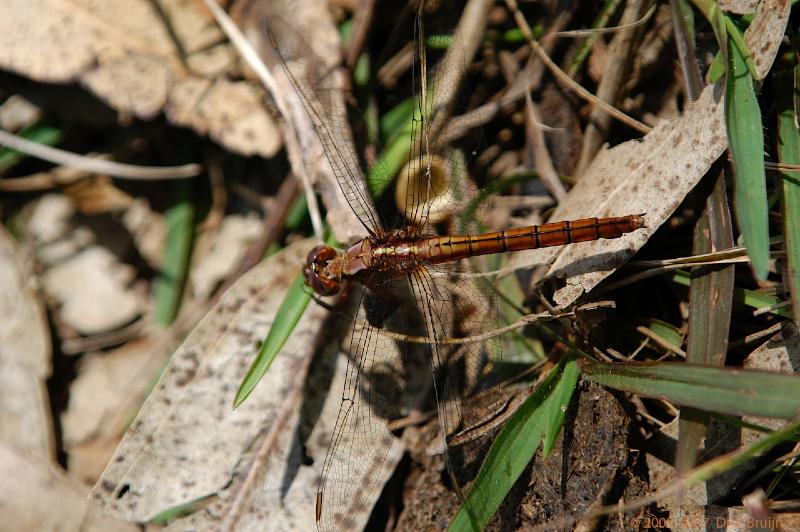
[266, 6, 645, 530]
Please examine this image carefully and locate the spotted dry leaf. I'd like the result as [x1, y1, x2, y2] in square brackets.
[91, 237, 403, 530]
[719, 0, 759, 14]
[0, 0, 280, 157]
[90, 241, 324, 520]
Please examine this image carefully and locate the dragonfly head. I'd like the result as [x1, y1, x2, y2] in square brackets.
[304, 245, 340, 296]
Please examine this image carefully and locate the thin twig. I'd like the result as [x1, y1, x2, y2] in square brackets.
[553, 4, 657, 37]
[524, 91, 568, 202]
[505, 0, 651, 135]
[0, 128, 201, 180]
[345, 0, 376, 72]
[200, 0, 325, 242]
[576, 0, 650, 175]
[367, 301, 616, 346]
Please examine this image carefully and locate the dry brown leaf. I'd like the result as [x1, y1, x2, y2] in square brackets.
[189, 213, 263, 300]
[42, 246, 142, 335]
[165, 346, 403, 531]
[743, 0, 791, 80]
[741, 322, 798, 439]
[92, 238, 403, 527]
[719, 0, 760, 14]
[0, 226, 54, 460]
[0, 440, 139, 532]
[0, 0, 281, 157]
[27, 193, 75, 246]
[507, 0, 789, 308]
[63, 174, 135, 214]
[62, 338, 169, 485]
[121, 198, 166, 269]
[0, 95, 42, 131]
[90, 241, 319, 519]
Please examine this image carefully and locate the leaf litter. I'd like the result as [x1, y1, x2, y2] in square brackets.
[0, 0, 797, 530]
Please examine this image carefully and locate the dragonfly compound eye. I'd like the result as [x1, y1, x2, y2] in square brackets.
[304, 245, 340, 296]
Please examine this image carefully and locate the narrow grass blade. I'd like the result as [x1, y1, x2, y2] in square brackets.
[776, 66, 800, 326]
[672, 1, 736, 473]
[672, 271, 792, 319]
[685, 418, 800, 485]
[448, 354, 579, 531]
[153, 180, 195, 326]
[233, 272, 312, 408]
[582, 360, 800, 420]
[725, 32, 769, 280]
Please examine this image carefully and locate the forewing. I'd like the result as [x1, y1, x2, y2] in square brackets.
[265, 16, 383, 236]
[402, 2, 489, 234]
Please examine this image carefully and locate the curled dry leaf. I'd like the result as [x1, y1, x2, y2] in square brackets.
[507, 0, 789, 308]
[0, 441, 139, 532]
[90, 240, 400, 529]
[0, 0, 281, 157]
[0, 226, 53, 459]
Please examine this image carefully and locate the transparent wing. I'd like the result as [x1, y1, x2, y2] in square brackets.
[316, 279, 428, 530]
[402, 1, 488, 234]
[408, 259, 500, 474]
[266, 16, 383, 236]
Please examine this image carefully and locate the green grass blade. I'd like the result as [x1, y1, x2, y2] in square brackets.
[685, 418, 800, 485]
[776, 66, 800, 326]
[448, 354, 579, 532]
[582, 360, 800, 420]
[672, 272, 791, 318]
[725, 32, 769, 280]
[233, 272, 312, 408]
[153, 180, 195, 326]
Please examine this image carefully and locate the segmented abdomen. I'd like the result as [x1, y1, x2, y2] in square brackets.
[416, 215, 645, 264]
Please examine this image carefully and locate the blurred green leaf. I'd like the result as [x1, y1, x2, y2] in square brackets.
[284, 194, 309, 232]
[645, 319, 685, 349]
[0, 124, 62, 172]
[153, 180, 195, 326]
[380, 98, 414, 143]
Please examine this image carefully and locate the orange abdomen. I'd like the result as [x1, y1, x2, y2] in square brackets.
[417, 215, 645, 264]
